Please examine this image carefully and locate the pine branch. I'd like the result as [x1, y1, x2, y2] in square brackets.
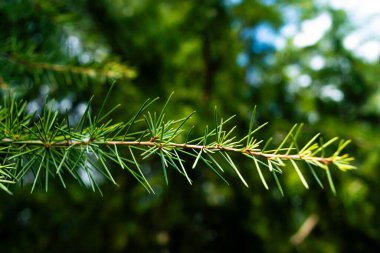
[0, 91, 355, 195]
[4, 53, 137, 79]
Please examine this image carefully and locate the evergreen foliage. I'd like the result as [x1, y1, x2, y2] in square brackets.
[2, 0, 378, 252]
[0, 85, 354, 194]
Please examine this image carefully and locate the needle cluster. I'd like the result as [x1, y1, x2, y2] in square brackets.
[0, 87, 355, 195]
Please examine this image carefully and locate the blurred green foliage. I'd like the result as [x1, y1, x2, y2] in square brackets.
[0, 0, 379, 252]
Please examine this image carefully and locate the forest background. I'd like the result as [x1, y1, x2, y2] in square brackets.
[1, 0, 380, 252]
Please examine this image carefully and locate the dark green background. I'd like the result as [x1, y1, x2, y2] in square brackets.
[1, 0, 379, 252]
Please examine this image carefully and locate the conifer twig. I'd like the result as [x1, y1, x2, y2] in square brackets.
[0, 92, 355, 195]
[3, 53, 137, 79]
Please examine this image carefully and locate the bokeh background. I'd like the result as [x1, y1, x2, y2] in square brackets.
[1, 0, 380, 252]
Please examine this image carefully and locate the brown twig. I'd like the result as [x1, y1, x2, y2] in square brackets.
[0, 138, 335, 164]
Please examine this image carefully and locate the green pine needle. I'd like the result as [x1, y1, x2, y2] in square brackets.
[0, 92, 355, 195]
